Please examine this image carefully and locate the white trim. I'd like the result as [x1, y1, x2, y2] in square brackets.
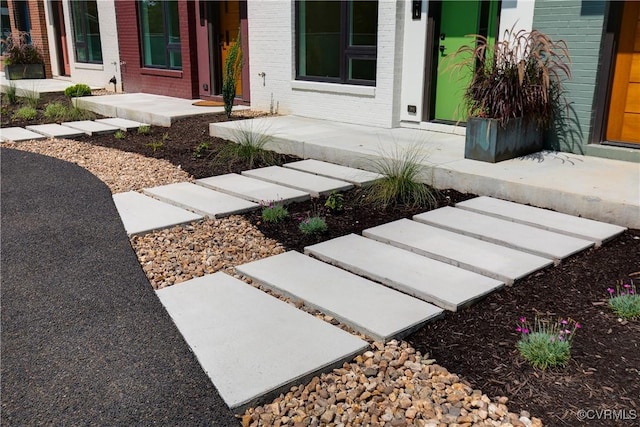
[74, 63, 105, 71]
[400, 120, 467, 136]
[291, 80, 376, 97]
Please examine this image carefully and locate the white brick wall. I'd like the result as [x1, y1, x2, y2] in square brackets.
[247, 0, 402, 128]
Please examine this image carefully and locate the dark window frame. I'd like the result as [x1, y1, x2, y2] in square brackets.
[295, 0, 378, 86]
[137, 0, 181, 70]
[70, 0, 103, 64]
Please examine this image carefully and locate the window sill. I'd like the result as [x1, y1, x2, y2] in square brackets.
[291, 80, 375, 97]
[141, 68, 183, 78]
[74, 63, 104, 71]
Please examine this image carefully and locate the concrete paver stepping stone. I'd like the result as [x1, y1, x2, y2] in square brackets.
[236, 251, 443, 341]
[363, 219, 553, 284]
[61, 120, 120, 135]
[414, 207, 594, 261]
[0, 127, 46, 142]
[113, 191, 202, 236]
[196, 173, 310, 204]
[143, 182, 258, 218]
[456, 196, 626, 246]
[305, 234, 504, 311]
[242, 166, 353, 197]
[284, 159, 383, 186]
[95, 117, 148, 131]
[156, 272, 368, 411]
[25, 124, 85, 138]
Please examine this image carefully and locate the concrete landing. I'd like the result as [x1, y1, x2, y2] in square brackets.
[305, 234, 504, 312]
[143, 182, 258, 218]
[0, 127, 46, 142]
[196, 173, 310, 204]
[414, 207, 594, 261]
[456, 196, 627, 246]
[242, 166, 353, 197]
[95, 117, 147, 131]
[112, 191, 202, 236]
[25, 124, 85, 138]
[156, 272, 368, 411]
[363, 219, 553, 284]
[61, 120, 120, 135]
[284, 159, 383, 186]
[236, 251, 443, 341]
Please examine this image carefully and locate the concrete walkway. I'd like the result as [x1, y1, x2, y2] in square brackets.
[210, 116, 640, 229]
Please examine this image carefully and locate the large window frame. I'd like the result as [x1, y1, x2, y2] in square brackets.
[137, 0, 181, 70]
[295, 0, 378, 86]
[70, 0, 103, 64]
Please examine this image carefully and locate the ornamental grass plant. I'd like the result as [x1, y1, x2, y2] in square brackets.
[516, 316, 581, 370]
[607, 280, 640, 320]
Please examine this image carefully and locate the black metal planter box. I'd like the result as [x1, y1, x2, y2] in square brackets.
[465, 117, 544, 163]
[5, 63, 46, 80]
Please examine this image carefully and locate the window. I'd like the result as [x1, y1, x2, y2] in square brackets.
[71, 0, 102, 63]
[296, 0, 378, 85]
[138, 0, 181, 69]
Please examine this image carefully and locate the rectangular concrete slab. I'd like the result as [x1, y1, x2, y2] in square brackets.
[414, 207, 594, 261]
[61, 120, 120, 135]
[113, 191, 202, 236]
[363, 219, 553, 285]
[284, 159, 383, 186]
[156, 273, 368, 411]
[196, 173, 310, 204]
[236, 251, 443, 341]
[25, 123, 85, 138]
[0, 127, 46, 142]
[242, 166, 353, 197]
[456, 196, 626, 246]
[143, 182, 258, 218]
[305, 234, 504, 312]
[95, 117, 148, 131]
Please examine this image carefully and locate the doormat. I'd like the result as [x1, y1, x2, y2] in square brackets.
[192, 100, 225, 107]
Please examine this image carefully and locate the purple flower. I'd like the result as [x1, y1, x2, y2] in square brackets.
[520, 317, 526, 323]
[516, 326, 522, 332]
[523, 328, 529, 334]
[607, 288, 615, 295]
[575, 323, 581, 329]
[561, 319, 568, 325]
[623, 284, 631, 289]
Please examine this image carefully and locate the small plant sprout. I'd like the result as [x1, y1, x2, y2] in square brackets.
[516, 316, 581, 370]
[607, 279, 640, 320]
[299, 215, 328, 235]
[137, 124, 151, 135]
[261, 200, 289, 223]
[114, 130, 126, 140]
[324, 191, 345, 213]
[192, 141, 212, 159]
[147, 140, 164, 153]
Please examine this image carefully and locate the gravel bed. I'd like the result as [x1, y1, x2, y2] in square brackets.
[242, 340, 540, 427]
[1, 138, 191, 193]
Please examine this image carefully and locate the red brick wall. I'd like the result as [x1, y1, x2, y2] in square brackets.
[114, 0, 198, 99]
[3, 0, 52, 77]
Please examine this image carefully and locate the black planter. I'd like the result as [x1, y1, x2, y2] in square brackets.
[5, 63, 46, 80]
[465, 117, 544, 163]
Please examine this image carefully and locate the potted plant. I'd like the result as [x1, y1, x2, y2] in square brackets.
[1, 31, 46, 80]
[449, 28, 571, 163]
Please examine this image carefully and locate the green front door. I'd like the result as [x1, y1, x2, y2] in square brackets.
[432, 0, 499, 122]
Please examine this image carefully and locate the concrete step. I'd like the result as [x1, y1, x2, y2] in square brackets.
[242, 166, 353, 197]
[156, 272, 368, 412]
[284, 159, 383, 186]
[25, 124, 85, 138]
[95, 117, 148, 131]
[0, 127, 46, 142]
[456, 196, 626, 246]
[112, 191, 202, 236]
[143, 182, 258, 218]
[196, 173, 310, 205]
[305, 234, 504, 312]
[363, 219, 553, 285]
[61, 120, 120, 135]
[236, 251, 443, 342]
[414, 207, 594, 261]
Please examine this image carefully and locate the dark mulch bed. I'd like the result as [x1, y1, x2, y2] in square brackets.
[407, 230, 640, 427]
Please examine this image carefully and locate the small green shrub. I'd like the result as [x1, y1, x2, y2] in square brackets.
[192, 141, 211, 159]
[64, 83, 92, 98]
[607, 280, 640, 320]
[516, 316, 581, 370]
[4, 82, 17, 105]
[44, 102, 67, 120]
[215, 122, 277, 170]
[299, 216, 328, 235]
[138, 124, 151, 135]
[324, 191, 344, 213]
[114, 130, 126, 140]
[13, 106, 37, 120]
[261, 201, 289, 223]
[222, 31, 243, 118]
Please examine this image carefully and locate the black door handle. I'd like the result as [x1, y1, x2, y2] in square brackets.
[439, 45, 446, 53]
